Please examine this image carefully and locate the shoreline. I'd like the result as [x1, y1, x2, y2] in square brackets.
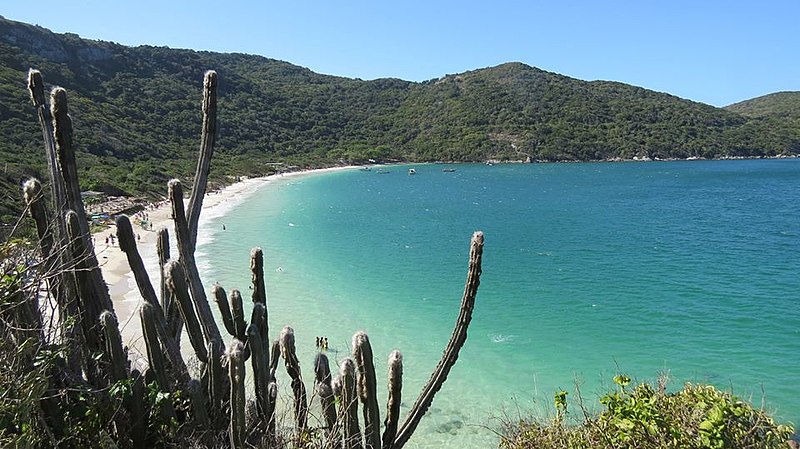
[95, 165, 359, 349]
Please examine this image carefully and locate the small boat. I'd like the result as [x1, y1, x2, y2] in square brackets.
[359, 166, 371, 171]
[442, 168, 456, 172]
[408, 168, 416, 175]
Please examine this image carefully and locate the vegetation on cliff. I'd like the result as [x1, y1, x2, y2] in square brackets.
[501, 375, 794, 449]
[1, 15, 799, 226]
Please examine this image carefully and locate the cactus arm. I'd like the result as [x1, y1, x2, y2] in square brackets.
[117, 215, 189, 383]
[382, 351, 403, 449]
[227, 339, 246, 449]
[186, 71, 218, 252]
[269, 338, 280, 381]
[230, 289, 247, 341]
[247, 319, 270, 422]
[51, 87, 113, 314]
[140, 302, 171, 393]
[280, 326, 308, 431]
[164, 260, 209, 363]
[353, 331, 381, 449]
[339, 358, 362, 449]
[100, 310, 128, 382]
[168, 179, 223, 345]
[394, 231, 484, 449]
[315, 353, 338, 444]
[212, 284, 236, 336]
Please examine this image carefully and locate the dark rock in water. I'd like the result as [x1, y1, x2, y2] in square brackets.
[436, 420, 464, 435]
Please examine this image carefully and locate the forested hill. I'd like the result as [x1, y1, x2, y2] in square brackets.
[726, 92, 800, 120]
[1, 16, 799, 223]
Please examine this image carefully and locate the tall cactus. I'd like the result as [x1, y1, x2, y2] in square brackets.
[212, 284, 236, 336]
[51, 86, 113, 315]
[393, 231, 484, 449]
[353, 331, 381, 449]
[140, 302, 170, 392]
[269, 338, 281, 381]
[100, 310, 127, 382]
[27, 70, 69, 310]
[130, 369, 146, 449]
[315, 352, 338, 446]
[227, 339, 246, 449]
[339, 358, 362, 449]
[157, 228, 183, 340]
[279, 326, 308, 431]
[168, 179, 223, 345]
[247, 312, 270, 422]
[27, 70, 67, 226]
[208, 338, 225, 418]
[382, 351, 403, 449]
[163, 260, 208, 363]
[117, 215, 189, 384]
[230, 289, 247, 342]
[65, 210, 105, 358]
[250, 247, 270, 377]
[187, 378, 209, 426]
[186, 70, 218, 253]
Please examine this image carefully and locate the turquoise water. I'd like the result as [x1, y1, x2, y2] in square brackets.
[197, 160, 800, 448]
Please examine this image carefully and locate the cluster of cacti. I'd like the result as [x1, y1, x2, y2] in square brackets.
[15, 68, 485, 448]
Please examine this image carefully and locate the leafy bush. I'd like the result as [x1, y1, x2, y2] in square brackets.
[501, 375, 795, 449]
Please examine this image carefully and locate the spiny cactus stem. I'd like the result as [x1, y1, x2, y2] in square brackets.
[116, 216, 165, 314]
[51, 87, 113, 316]
[247, 321, 270, 422]
[186, 70, 218, 253]
[394, 231, 484, 449]
[187, 378, 209, 426]
[353, 331, 381, 449]
[250, 247, 270, 362]
[27, 70, 67, 218]
[230, 289, 246, 341]
[157, 229, 182, 340]
[315, 353, 338, 444]
[251, 299, 270, 377]
[117, 215, 189, 383]
[21, 179, 48, 333]
[227, 339, 246, 449]
[382, 351, 403, 449]
[269, 338, 280, 381]
[208, 339, 225, 416]
[100, 310, 127, 382]
[140, 302, 171, 393]
[339, 358, 361, 449]
[280, 326, 308, 431]
[250, 247, 267, 304]
[23, 179, 54, 267]
[168, 179, 223, 344]
[130, 370, 146, 449]
[212, 284, 235, 336]
[65, 210, 104, 350]
[164, 260, 209, 363]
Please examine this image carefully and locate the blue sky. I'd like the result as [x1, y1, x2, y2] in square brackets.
[3, 1, 798, 106]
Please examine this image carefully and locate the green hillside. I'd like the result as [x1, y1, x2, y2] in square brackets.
[1, 16, 798, 225]
[726, 92, 800, 119]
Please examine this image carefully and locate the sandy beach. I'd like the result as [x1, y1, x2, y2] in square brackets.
[94, 166, 358, 351]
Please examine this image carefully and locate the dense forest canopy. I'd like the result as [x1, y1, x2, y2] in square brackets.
[1, 16, 799, 225]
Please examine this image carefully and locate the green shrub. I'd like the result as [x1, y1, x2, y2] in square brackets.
[501, 376, 794, 449]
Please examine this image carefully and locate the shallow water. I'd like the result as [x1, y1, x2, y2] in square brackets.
[197, 159, 800, 448]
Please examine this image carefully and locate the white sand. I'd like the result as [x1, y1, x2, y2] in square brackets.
[95, 166, 358, 351]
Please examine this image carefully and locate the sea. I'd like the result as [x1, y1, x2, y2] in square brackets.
[194, 159, 800, 448]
